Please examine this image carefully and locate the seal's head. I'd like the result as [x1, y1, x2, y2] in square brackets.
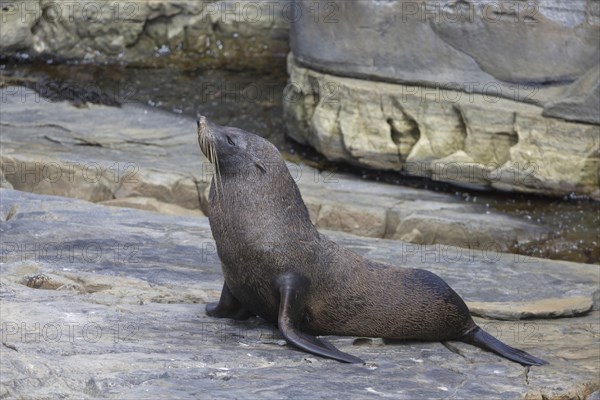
[197, 116, 272, 175]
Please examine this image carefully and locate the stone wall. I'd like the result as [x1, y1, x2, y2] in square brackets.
[285, 0, 600, 197]
[285, 56, 600, 199]
[0, 0, 291, 69]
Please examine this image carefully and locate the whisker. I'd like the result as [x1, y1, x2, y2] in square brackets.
[214, 146, 224, 204]
[199, 122, 225, 206]
[209, 140, 219, 203]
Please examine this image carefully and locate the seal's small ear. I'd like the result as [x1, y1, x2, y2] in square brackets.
[250, 154, 266, 173]
[255, 161, 267, 173]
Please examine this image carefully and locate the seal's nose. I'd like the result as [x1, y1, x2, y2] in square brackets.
[197, 115, 207, 129]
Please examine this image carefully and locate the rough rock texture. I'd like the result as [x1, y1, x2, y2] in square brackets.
[290, 0, 600, 120]
[0, 1, 39, 52]
[543, 65, 600, 125]
[0, 86, 549, 253]
[285, 57, 600, 199]
[1, 0, 290, 70]
[1, 189, 599, 399]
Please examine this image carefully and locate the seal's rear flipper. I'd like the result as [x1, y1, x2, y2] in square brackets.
[459, 326, 548, 366]
[206, 282, 253, 320]
[276, 273, 364, 364]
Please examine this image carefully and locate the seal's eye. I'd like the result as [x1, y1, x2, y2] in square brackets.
[226, 136, 235, 146]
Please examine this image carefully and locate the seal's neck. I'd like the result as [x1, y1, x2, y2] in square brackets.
[209, 160, 315, 234]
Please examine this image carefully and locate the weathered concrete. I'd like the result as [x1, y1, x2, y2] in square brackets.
[1, 189, 598, 399]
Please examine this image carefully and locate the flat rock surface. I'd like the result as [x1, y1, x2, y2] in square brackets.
[467, 297, 594, 321]
[1, 189, 599, 399]
[0, 86, 549, 253]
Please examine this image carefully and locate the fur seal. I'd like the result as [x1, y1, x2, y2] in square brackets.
[197, 116, 547, 366]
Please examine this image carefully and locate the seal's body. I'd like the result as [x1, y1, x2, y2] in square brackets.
[197, 116, 546, 366]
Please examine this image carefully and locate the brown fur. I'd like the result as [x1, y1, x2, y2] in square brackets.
[198, 116, 475, 340]
[197, 116, 546, 366]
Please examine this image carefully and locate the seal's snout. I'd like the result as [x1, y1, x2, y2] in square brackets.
[197, 116, 211, 142]
[197, 115, 215, 162]
[197, 116, 208, 133]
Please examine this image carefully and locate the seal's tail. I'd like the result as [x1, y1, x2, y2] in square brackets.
[459, 326, 548, 366]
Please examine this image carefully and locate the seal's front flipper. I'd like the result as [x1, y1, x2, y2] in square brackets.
[206, 282, 253, 320]
[276, 273, 364, 364]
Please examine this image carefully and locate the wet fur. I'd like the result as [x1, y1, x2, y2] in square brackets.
[197, 117, 547, 366]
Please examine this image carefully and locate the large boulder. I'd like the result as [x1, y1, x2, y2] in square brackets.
[290, 0, 599, 113]
[285, 56, 600, 199]
[285, 0, 600, 197]
[1, 0, 291, 70]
